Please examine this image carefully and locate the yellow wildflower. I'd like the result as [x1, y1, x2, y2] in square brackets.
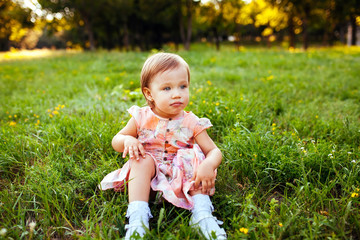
[272, 123, 276, 126]
[207, 80, 212, 85]
[351, 192, 359, 198]
[240, 227, 249, 234]
[320, 210, 329, 216]
[61, 105, 65, 109]
[215, 102, 220, 106]
[278, 222, 283, 227]
[267, 75, 274, 81]
[53, 110, 59, 115]
[9, 121, 16, 126]
[190, 101, 193, 105]
[49, 114, 53, 118]
[9, 115, 12, 118]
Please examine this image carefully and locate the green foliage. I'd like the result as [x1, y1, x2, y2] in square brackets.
[0, 46, 360, 239]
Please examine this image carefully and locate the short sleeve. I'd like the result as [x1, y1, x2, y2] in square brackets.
[193, 117, 212, 137]
[127, 105, 141, 128]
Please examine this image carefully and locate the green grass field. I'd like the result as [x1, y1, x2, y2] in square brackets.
[1, 45, 360, 239]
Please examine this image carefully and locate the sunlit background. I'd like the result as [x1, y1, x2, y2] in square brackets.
[1, 0, 360, 56]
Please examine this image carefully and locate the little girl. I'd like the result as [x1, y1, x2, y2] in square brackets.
[99, 53, 227, 240]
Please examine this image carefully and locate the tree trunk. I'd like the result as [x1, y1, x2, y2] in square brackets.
[288, 12, 295, 48]
[178, 0, 185, 46]
[234, 24, 241, 51]
[184, 0, 192, 50]
[179, 0, 192, 51]
[213, 27, 220, 51]
[302, 4, 311, 50]
[123, 22, 129, 51]
[82, 15, 95, 51]
[339, 24, 346, 44]
[351, 16, 357, 46]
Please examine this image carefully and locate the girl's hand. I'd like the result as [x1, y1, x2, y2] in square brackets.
[192, 161, 216, 195]
[123, 136, 145, 160]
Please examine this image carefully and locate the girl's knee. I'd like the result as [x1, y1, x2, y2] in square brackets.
[130, 154, 155, 176]
[143, 154, 155, 166]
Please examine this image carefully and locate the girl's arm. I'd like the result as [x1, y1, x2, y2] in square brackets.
[193, 130, 222, 194]
[112, 117, 145, 160]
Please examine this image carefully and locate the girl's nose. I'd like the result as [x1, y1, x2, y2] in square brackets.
[172, 89, 181, 98]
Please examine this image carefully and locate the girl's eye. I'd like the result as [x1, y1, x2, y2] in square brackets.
[180, 85, 187, 89]
[163, 87, 171, 91]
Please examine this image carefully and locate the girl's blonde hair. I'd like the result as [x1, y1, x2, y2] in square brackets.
[140, 53, 190, 108]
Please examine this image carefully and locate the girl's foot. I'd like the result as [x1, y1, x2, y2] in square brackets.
[190, 194, 227, 240]
[190, 211, 227, 240]
[125, 201, 152, 239]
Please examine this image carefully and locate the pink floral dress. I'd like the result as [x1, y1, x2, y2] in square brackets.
[99, 106, 215, 210]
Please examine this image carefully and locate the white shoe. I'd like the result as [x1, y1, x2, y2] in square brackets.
[124, 201, 152, 240]
[190, 211, 227, 240]
[124, 220, 148, 239]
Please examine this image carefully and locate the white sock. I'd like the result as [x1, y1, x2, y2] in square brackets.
[125, 201, 152, 239]
[191, 194, 227, 240]
[192, 194, 214, 213]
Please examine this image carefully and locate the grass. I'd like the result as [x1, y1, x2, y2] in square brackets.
[1, 45, 360, 239]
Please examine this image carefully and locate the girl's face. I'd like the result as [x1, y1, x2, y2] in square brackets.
[143, 66, 189, 119]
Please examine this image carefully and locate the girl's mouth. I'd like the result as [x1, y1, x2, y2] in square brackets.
[170, 102, 183, 107]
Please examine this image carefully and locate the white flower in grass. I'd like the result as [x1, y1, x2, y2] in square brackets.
[352, 160, 357, 163]
[29, 221, 36, 231]
[0, 228, 7, 236]
[328, 154, 332, 157]
[300, 147, 304, 150]
[348, 152, 352, 154]
[332, 149, 335, 153]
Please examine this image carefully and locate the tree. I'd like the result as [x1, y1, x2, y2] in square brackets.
[0, 0, 33, 51]
[251, 0, 288, 47]
[270, 0, 318, 50]
[38, 0, 103, 50]
[197, 0, 226, 50]
[222, 0, 245, 50]
[179, 0, 200, 50]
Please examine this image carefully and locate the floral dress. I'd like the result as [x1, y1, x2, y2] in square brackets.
[99, 106, 215, 210]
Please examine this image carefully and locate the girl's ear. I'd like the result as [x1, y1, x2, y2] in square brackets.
[143, 87, 153, 102]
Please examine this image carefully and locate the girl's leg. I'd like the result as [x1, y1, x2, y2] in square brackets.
[128, 155, 156, 202]
[125, 155, 155, 239]
[189, 192, 227, 240]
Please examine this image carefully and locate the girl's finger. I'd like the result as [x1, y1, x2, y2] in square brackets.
[194, 176, 200, 189]
[129, 146, 134, 159]
[122, 147, 128, 158]
[211, 179, 215, 189]
[138, 144, 146, 157]
[202, 180, 208, 194]
[134, 147, 139, 160]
